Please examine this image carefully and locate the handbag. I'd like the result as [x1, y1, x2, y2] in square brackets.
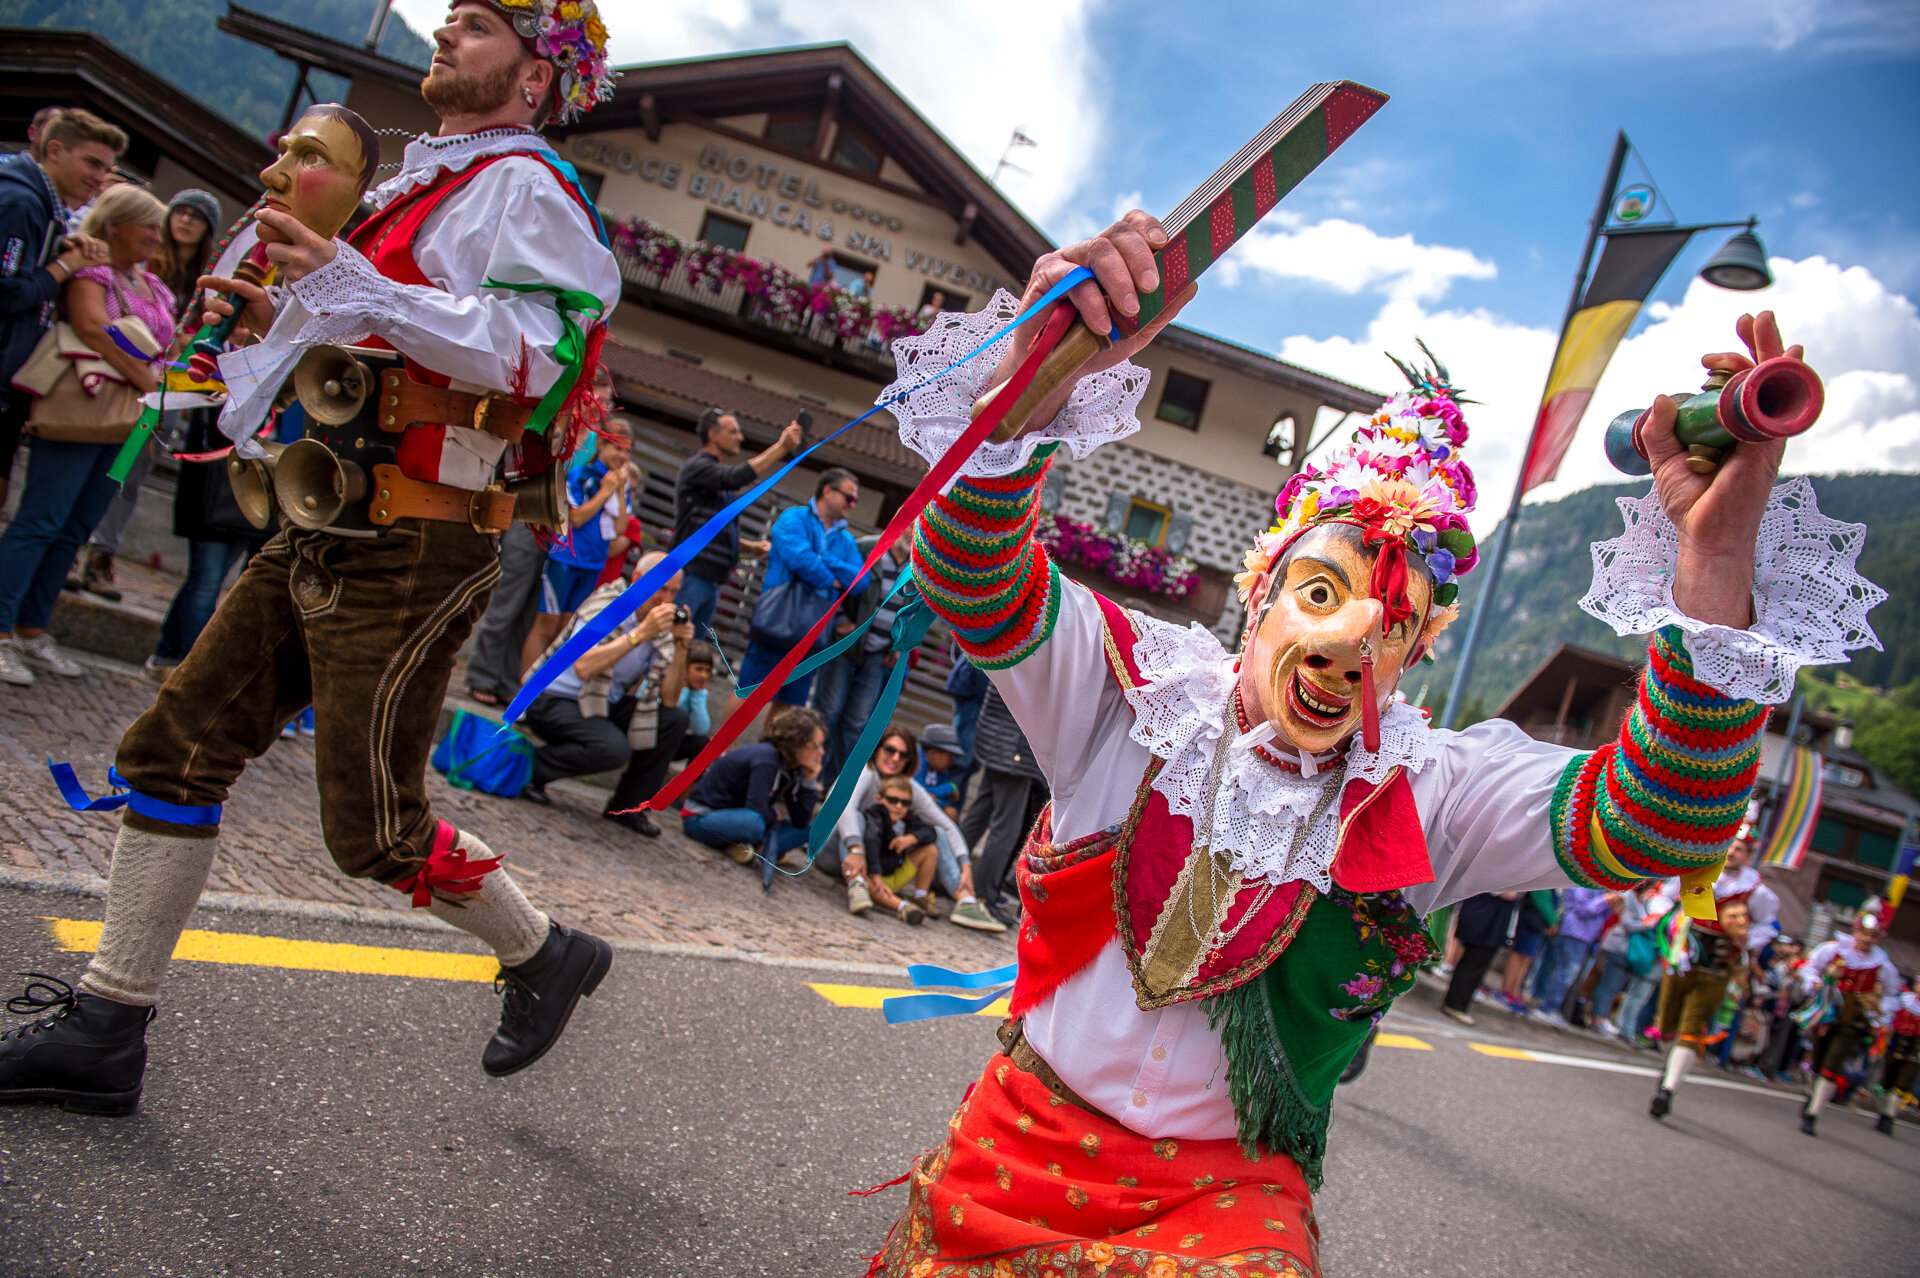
[748, 578, 835, 651]
[8, 323, 89, 396]
[23, 273, 161, 445]
[431, 709, 536, 798]
[1626, 928, 1659, 979]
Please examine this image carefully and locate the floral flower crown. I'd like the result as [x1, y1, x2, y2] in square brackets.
[483, 0, 618, 125]
[1236, 342, 1480, 653]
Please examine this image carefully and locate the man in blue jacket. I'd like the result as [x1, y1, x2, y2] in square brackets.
[737, 467, 866, 706]
[0, 108, 122, 508]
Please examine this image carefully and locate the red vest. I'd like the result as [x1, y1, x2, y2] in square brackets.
[1007, 593, 1434, 1015]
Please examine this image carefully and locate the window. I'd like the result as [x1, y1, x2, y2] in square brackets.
[1854, 828, 1898, 870]
[1824, 878, 1869, 911]
[573, 169, 605, 205]
[916, 283, 969, 316]
[764, 111, 819, 150]
[698, 212, 751, 252]
[824, 253, 875, 292]
[1124, 498, 1170, 546]
[1155, 370, 1210, 430]
[830, 123, 884, 175]
[1263, 413, 1296, 459]
[1811, 816, 1848, 854]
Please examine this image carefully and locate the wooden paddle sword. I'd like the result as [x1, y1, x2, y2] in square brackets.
[975, 80, 1389, 440]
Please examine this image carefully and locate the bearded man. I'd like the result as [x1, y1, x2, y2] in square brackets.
[869, 212, 1886, 1272]
[0, 1, 622, 1117]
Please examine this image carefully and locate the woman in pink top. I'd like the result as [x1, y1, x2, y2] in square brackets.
[0, 183, 173, 688]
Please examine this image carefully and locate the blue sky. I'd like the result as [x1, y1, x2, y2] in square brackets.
[393, 0, 1920, 528]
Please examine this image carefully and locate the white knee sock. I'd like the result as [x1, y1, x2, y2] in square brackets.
[1661, 1045, 1698, 1091]
[80, 824, 220, 1006]
[1882, 1090, 1903, 1118]
[425, 835, 548, 967]
[1806, 1076, 1837, 1116]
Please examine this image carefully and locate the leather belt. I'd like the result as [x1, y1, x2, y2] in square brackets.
[376, 368, 534, 446]
[368, 464, 516, 535]
[997, 1018, 1100, 1116]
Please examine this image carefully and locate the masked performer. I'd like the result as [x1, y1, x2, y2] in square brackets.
[1877, 972, 1920, 1137]
[869, 214, 1885, 1274]
[0, 1, 621, 1116]
[1796, 911, 1900, 1136]
[1648, 828, 1777, 1118]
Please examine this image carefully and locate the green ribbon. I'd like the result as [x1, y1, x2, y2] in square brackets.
[480, 278, 605, 438]
[108, 406, 161, 484]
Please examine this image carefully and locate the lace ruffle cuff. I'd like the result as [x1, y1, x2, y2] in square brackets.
[287, 241, 402, 348]
[1578, 478, 1887, 704]
[880, 288, 1151, 481]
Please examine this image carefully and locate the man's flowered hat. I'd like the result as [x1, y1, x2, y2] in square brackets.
[483, 0, 617, 125]
[1237, 343, 1480, 653]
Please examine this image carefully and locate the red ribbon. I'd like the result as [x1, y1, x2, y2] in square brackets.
[1363, 528, 1414, 632]
[392, 819, 502, 907]
[647, 302, 1079, 814]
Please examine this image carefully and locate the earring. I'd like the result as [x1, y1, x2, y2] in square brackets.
[522, 87, 538, 107]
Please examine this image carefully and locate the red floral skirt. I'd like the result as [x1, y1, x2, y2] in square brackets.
[872, 1054, 1320, 1277]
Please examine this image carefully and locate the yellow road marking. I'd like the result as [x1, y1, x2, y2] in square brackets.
[44, 918, 498, 983]
[1469, 1042, 1540, 1061]
[807, 982, 1010, 1018]
[1374, 1033, 1432, 1051]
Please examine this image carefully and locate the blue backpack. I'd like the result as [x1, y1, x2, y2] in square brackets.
[431, 709, 535, 798]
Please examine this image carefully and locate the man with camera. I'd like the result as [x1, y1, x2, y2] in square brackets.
[520, 550, 701, 838]
[672, 407, 804, 635]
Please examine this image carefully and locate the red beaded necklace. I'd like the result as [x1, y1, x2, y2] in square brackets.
[1231, 686, 1346, 774]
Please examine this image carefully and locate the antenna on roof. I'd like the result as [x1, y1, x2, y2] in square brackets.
[991, 128, 1037, 187]
[364, 0, 395, 51]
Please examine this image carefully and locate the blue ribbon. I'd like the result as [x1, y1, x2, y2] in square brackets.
[498, 265, 1098, 734]
[48, 760, 223, 826]
[882, 960, 1021, 1024]
[733, 564, 917, 696]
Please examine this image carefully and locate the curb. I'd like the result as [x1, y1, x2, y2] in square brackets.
[0, 864, 914, 981]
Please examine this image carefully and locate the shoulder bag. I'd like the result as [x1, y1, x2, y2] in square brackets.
[24, 271, 160, 445]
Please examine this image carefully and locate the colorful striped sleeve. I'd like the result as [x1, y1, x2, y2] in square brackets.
[911, 445, 1062, 670]
[1550, 626, 1768, 889]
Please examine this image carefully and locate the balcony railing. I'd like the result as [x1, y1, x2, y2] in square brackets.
[607, 220, 934, 377]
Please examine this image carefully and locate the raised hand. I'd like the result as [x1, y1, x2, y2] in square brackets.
[1647, 311, 1800, 629]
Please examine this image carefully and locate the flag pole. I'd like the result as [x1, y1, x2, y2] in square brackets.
[1439, 130, 1631, 729]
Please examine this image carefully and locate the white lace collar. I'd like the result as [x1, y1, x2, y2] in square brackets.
[367, 129, 558, 211]
[1120, 615, 1440, 892]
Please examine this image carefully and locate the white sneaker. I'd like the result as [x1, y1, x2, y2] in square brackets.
[1595, 1018, 1620, 1038]
[143, 654, 176, 683]
[1533, 1011, 1571, 1029]
[14, 633, 80, 677]
[846, 878, 873, 915]
[0, 640, 34, 687]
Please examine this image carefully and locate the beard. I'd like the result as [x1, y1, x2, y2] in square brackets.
[421, 58, 520, 119]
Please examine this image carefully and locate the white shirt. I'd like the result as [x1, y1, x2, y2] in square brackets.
[1799, 934, 1901, 1022]
[1655, 863, 1780, 956]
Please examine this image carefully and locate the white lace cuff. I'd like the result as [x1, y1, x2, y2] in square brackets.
[879, 288, 1151, 481]
[1579, 477, 1887, 704]
[287, 241, 401, 348]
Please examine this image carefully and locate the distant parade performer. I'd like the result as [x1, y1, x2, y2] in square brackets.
[0, 1, 621, 1116]
[1648, 829, 1778, 1119]
[1796, 910, 1900, 1136]
[1878, 972, 1920, 1137]
[868, 207, 1884, 1271]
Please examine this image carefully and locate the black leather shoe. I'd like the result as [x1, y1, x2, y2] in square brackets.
[520, 782, 552, 806]
[482, 922, 612, 1077]
[1800, 1110, 1818, 1137]
[1339, 1024, 1378, 1085]
[1875, 1113, 1896, 1136]
[602, 808, 660, 838]
[1649, 1087, 1672, 1119]
[0, 975, 154, 1116]
[985, 897, 1022, 930]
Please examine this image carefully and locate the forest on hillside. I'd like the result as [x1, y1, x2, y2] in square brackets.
[1, 0, 431, 137]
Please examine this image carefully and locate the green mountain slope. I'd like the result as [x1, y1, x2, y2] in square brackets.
[1, 1, 430, 138]
[1426, 473, 1920, 723]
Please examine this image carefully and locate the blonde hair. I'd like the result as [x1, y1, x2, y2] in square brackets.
[79, 184, 167, 242]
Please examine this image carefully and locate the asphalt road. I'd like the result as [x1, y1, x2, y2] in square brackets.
[1, 885, 1914, 1277]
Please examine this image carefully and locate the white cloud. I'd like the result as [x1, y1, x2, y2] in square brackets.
[1277, 255, 1920, 539]
[1413, 0, 1920, 56]
[1220, 216, 1497, 303]
[393, 0, 1106, 223]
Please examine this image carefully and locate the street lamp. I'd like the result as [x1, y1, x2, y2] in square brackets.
[1698, 224, 1772, 291]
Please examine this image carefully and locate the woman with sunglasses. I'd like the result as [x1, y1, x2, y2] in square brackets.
[833, 727, 1004, 932]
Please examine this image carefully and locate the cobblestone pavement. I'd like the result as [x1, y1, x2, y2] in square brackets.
[0, 652, 1013, 970]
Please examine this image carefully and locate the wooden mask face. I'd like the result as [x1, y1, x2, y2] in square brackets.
[258, 109, 372, 240]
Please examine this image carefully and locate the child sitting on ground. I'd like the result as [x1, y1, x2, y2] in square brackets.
[915, 723, 965, 821]
[860, 774, 940, 926]
[678, 640, 715, 739]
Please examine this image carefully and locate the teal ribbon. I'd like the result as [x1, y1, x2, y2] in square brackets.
[803, 588, 935, 860]
[734, 565, 918, 697]
[480, 278, 606, 438]
[883, 961, 1021, 1024]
